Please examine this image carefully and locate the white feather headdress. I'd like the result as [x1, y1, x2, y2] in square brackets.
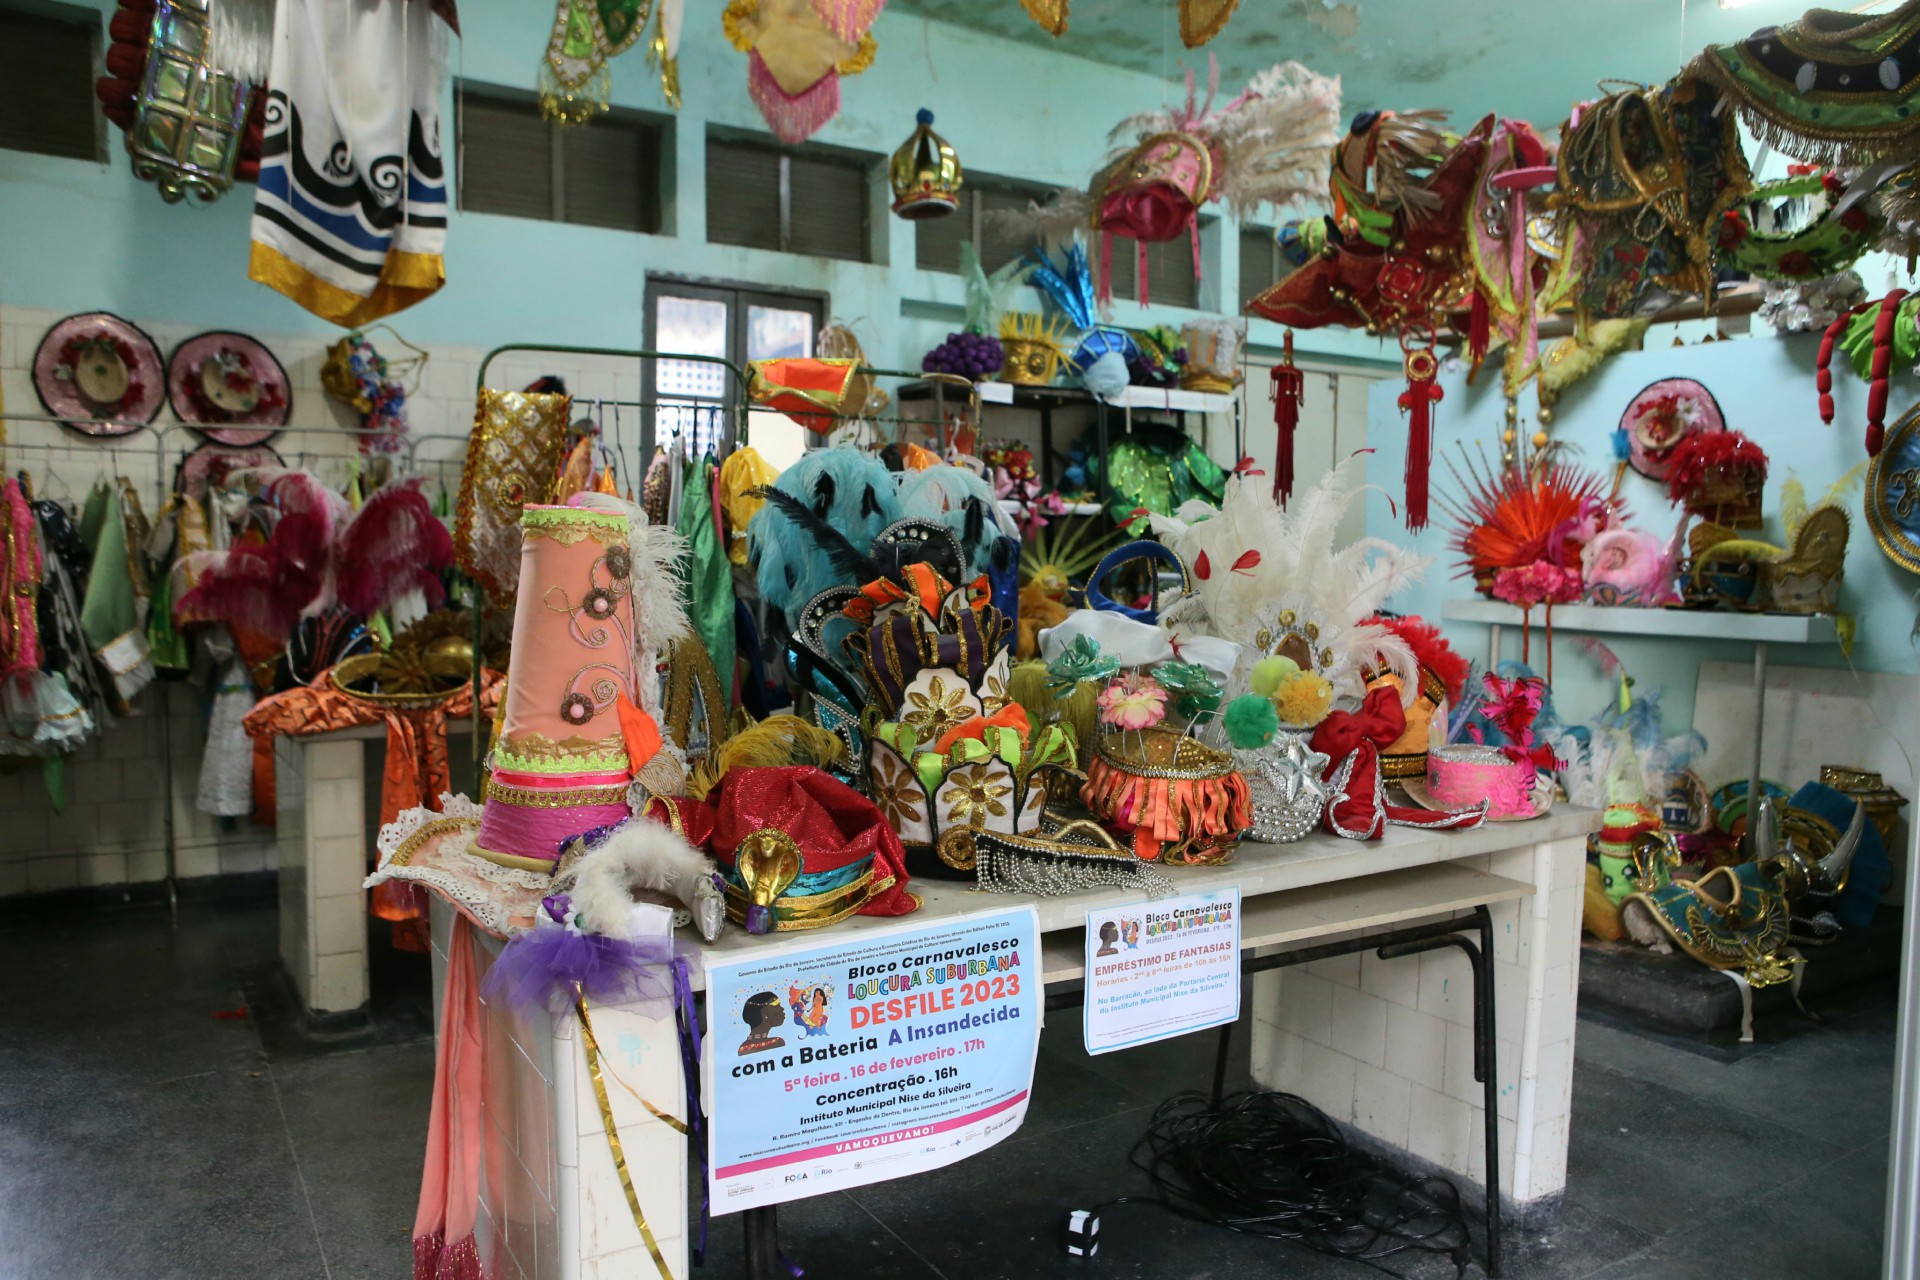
[1104, 59, 1343, 219]
[1159, 457, 1427, 703]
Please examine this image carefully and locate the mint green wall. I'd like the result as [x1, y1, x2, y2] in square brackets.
[1365, 333, 1920, 732]
[0, 0, 1392, 368]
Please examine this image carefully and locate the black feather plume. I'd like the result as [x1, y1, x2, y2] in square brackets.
[753, 487, 877, 587]
[961, 495, 987, 555]
[811, 474, 836, 519]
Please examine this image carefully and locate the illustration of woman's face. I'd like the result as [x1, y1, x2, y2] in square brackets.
[1099, 922, 1118, 945]
[809, 990, 826, 1016]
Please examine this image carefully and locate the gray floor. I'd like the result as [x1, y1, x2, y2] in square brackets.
[0, 896, 1894, 1279]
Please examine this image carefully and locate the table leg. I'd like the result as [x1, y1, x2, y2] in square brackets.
[743, 1205, 781, 1280]
[1749, 640, 1768, 819]
[1210, 1021, 1233, 1106]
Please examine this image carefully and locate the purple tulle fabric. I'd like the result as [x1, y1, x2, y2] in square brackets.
[480, 928, 682, 1023]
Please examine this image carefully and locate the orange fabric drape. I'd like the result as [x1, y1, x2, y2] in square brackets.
[243, 672, 505, 950]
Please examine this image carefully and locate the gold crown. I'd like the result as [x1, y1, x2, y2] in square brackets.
[890, 108, 962, 220]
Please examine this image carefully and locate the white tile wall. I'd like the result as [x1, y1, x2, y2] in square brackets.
[1, 303, 651, 897]
[1249, 836, 1587, 1210]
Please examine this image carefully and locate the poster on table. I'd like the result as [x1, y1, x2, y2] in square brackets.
[705, 905, 1042, 1212]
[1083, 886, 1241, 1055]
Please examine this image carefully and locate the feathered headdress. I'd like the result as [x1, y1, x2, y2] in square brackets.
[337, 478, 454, 618]
[1106, 59, 1343, 220]
[1367, 614, 1469, 705]
[748, 445, 901, 626]
[177, 468, 352, 643]
[1442, 449, 1616, 579]
[1157, 455, 1427, 703]
[897, 464, 1018, 581]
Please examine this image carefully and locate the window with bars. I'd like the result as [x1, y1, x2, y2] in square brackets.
[456, 84, 664, 233]
[644, 278, 826, 464]
[913, 174, 1055, 275]
[0, 4, 102, 162]
[1239, 224, 1283, 313]
[705, 132, 873, 263]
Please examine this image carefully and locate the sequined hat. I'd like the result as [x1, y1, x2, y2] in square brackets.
[367, 499, 691, 936]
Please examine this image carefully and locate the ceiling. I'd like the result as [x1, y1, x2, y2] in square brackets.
[889, 0, 1860, 137]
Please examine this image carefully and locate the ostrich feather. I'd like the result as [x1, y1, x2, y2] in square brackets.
[336, 479, 452, 618]
[898, 465, 1018, 580]
[1164, 457, 1427, 702]
[984, 190, 1093, 260]
[1209, 62, 1344, 217]
[753, 488, 879, 587]
[176, 469, 349, 642]
[564, 819, 713, 936]
[684, 713, 846, 802]
[748, 447, 900, 626]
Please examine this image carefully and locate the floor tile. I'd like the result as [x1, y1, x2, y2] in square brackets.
[1562, 1058, 1849, 1242]
[703, 1191, 944, 1280]
[0, 1068, 324, 1279]
[273, 1043, 437, 1278]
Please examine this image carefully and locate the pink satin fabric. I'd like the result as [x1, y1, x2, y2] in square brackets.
[413, 915, 489, 1280]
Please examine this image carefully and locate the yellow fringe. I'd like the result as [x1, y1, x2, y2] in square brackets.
[685, 713, 846, 802]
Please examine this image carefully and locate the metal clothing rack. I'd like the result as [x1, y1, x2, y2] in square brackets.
[1, 412, 420, 922]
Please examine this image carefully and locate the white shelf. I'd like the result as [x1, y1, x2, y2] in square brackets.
[996, 498, 1104, 517]
[1441, 599, 1838, 646]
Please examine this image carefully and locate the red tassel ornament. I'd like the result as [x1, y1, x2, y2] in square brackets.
[1815, 306, 1857, 425]
[1398, 342, 1443, 531]
[1869, 288, 1908, 456]
[1269, 331, 1304, 505]
[1467, 289, 1491, 371]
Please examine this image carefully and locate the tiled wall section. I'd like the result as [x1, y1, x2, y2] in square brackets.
[0, 302, 643, 895]
[429, 901, 687, 1280]
[0, 680, 276, 894]
[1248, 837, 1587, 1208]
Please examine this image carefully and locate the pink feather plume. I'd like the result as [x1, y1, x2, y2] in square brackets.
[337, 479, 454, 617]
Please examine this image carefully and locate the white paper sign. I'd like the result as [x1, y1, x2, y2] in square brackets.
[1082, 887, 1241, 1055]
[705, 906, 1042, 1212]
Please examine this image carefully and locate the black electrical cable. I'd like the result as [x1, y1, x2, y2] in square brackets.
[1090, 1090, 1474, 1277]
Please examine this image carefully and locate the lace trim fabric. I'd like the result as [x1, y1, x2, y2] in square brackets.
[368, 794, 551, 939]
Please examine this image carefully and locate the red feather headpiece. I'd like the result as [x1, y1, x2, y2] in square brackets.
[1366, 614, 1469, 705]
[1664, 429, 1768, 505]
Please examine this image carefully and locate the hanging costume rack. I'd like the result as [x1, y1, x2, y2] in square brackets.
[0, 413, 420, 922]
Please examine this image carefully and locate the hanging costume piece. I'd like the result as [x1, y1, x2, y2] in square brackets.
[1019, 0, 1240, 48]
[454, 389, 572, 603]
[80, 480, 157, 707]
[540, 0, 653, 123]
[1025, 60, 1339, 308]
[166, 330, 291, 446]
[1250, 111, 1493, 529]
[1692, 4, 1920, 226]
[32, 313, 166, 437]
[1552, 79, 1752, 320]
[249, 0, 452, 325]
[113, 0, 264, 203]
[889, 107, 962, 220]
[721, 0, 880, 145]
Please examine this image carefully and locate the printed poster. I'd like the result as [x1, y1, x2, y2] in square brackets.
[1083, 886, 1241, 1055]
[705, 905, 1041, 1212]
